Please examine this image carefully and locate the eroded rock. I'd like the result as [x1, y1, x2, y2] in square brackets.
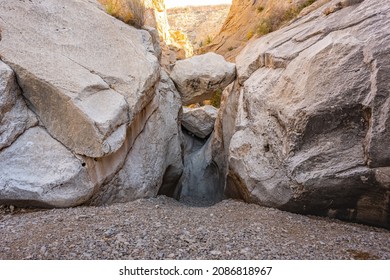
[0, 127, 95, 207]
[178, 135, 223, 206]
[182, 105, 218, 139]
[0, 61, 37, 150]
[215, 0, 390, 228]
[170, 52, 236, 105]
[91, 72, 183, 204]
[0, 0, 159, 158]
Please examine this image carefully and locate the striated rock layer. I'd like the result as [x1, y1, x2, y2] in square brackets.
[214, 0, 390, 228]
[0, 0, 183, 207]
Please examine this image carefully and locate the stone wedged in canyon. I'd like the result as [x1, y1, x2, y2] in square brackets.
[182, 105, 218, 139]
[170, 52, 236, 106]
[214, 0, 390, 228]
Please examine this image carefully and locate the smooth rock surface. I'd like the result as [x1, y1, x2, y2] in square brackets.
[170, 52, 236, 105]
[92, 72, 183, 204]
[182, 105, 218, 139]
[178, 135, 223, 206]
[0, 127, 95, 207]
[0, 61, 37, 150]
[215, 0, 390, 228]
[0, 0, 159, 157]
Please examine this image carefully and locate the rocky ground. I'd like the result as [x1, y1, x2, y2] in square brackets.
[0, 196, 389, 260]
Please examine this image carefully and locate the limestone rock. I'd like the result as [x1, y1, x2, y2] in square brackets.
[0, 127, 95, 207]
[91, 71, 183, 204]
[182, 105, 218, 139]
[215, 0, 390, 228]
[0, 0, 159, 158]
[170, 53, 236, 105]
[0, 61, 37, 150]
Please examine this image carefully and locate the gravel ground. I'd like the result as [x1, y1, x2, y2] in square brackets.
[0, 196, 389, 260]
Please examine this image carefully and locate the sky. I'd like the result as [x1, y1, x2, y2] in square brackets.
[165, 0, 232, 9]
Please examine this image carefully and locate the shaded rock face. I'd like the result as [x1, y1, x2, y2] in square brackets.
[90, 71, 183, 205]
[182, 105, 218, 139]
[170, 52, 236, 105]
[0, 0, 183, 208]
[178, 133, 223, 207]
[214, 0, 390, 228]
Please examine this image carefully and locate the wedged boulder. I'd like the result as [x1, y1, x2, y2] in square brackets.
[170, 52, 236, 105]
[91, 72, 183, 204]
[182, 105, 218, 138]
[215, 0, 390, 227]
[0, 0, 160, 158]
[0, 127, 95, 207]
[0, 61, 37, 150]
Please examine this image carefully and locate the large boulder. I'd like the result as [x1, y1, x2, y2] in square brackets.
[182, 105, 218, 138]
[0, 0, 184, 208]
[0, 0, 159, 158]
[170, 52, 236, 105]
[215, 0, 390, 228]
[89, 71, 183, 205]
[0, 127, 95, 207]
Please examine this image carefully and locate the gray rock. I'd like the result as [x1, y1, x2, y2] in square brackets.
[0, 0, 159, 157]
[170, 52, 236, 105]
[0, 61, 37, 150]
[91, 71, 183, 204]
[178, 134, 223, 206]
[0, 127, 95, 207]
[182, 105, 218, 138]
[215, 0, 390, 227]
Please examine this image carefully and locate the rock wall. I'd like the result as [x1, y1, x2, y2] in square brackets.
[213, 0, 390, 228]
[0, 0, 183, 207]
[203, 0, 328, 62]
[167, 5, 230, 51]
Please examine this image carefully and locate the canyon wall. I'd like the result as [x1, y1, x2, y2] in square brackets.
[213, 0, 390, 228]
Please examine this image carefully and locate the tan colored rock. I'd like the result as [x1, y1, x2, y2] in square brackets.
[0, 127, 95, 207]
[182, 105, 218, 139]
[214, 0, 390, 228]
[170, 53, 236, 105]
[167, 5, 230, 52]
[0, 0, 159, 158]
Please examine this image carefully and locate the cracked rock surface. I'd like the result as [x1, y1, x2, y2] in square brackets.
[215, 0, 390, 228]
[0, 0, 159, 158]
[0, 0, 183, 208]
